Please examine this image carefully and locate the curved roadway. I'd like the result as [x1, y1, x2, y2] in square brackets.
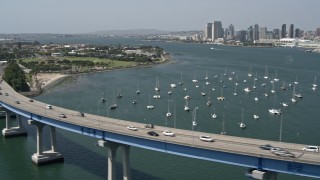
[1, 79, 320, 167]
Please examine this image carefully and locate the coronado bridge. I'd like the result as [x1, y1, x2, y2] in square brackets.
[1, 79, 320, 180]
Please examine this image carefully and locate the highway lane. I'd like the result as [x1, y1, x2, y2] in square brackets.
[1, 79, 320, 166]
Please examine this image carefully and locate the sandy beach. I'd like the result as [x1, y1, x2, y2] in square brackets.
[34, 73, 69, 90]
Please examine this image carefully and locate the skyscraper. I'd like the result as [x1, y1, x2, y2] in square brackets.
[289, 24, 294, 38]
[316, 28, 320, 36]
[229, 24, 235, 39]
[281, 24, 286, 38]
[247, 26, 253, 42]
[211, 21, 223, 41]
[273, 29, 280, 39]
[259, 27, 267, 39]
[253, 24, 259, 41]
[205, 23, 213, 40]
[295, 28, 300, 38]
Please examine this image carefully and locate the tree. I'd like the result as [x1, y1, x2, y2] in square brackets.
[3, 60, 30, 92]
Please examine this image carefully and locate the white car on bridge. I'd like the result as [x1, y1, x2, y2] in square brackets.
[303, 146, 319, 152]
[199, 135, 214, 142]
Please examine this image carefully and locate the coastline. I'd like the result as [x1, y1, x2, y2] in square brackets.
[24, 53, 172, 97]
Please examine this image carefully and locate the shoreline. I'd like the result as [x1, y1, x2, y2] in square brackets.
[24, 53, 172, 97]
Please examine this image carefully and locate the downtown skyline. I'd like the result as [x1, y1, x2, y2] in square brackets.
[1, 0, 319, 34]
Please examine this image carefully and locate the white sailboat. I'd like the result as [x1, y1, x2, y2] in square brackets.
[206, 96, 211, 106]
[136, 84, 141, 94]
[271, 82, 276, 94]
[192, 72, 198, 83]
[312, 76, 317, 91]
[201, 86, 206, 96]
[147, 95, 154, 109]
[291, 85, 297, 103]
[252, 79, 257, 89]
[155, 76, 160, 91]
[192, 107, 198, 127]
[179, 72, 184, 85]
[211, 108, 217, 119]
[281, 80, 287, 91]
[233, 84, 238, 96]
[264, 66, 269, 79]
[101, 92, 106, 103]
[248, 66, 253, 77]
[217, 88, 225, 101]
[269, 93, 281, 115]
[253, 101, 259, 119]
[166, 100, 172, 118]
[239, 108, 246, 129]
[294, 76, 299, 85]
[274, 69, 279, 82]
[109, 91, 117, 110]
[184, 99, 190, 111]
[205, 71, 209, 80]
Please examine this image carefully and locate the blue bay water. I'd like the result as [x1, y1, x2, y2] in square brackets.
[1, 37, 320, 179]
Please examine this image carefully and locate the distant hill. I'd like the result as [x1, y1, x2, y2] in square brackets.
[89, 29, 169, 36]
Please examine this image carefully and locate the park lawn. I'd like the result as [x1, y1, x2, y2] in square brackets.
[22, 57, 138, 67]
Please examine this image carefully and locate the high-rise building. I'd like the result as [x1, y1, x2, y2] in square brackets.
[236, 30, 247, 42]
[316, 28, 320, 36]
[247, 26, 253, 42]
[259, 27, 267, 39]
[229, 24, 235, 39]
[205, 23, 213, 40]
[295, 28, 300, 38]
[281, 24, 286, 38]
[212, 21, 223, 41]
[289, 24, 294, 38]
[273, 29, 280, 39]
[253, 24, 259, 41]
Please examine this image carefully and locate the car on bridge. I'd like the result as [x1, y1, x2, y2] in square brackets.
[45, 105, 53, 109]
[127, 126, 138, 131]
[199, 135, 214, 142]
[162, 130, 175, 137]
[303, 146, 319, 152]
[29, 99, 34, 102]
[147, 131, 159, 136]
[259, 144, 274, 150]
[145, 124, 154, 129]
[5, 92, 8, 96]
[15, 100, 20, 104]
[59, 114, 66, 118]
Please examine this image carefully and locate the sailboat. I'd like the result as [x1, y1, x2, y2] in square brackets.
[264, 66, 269, 79]
[221, 113, 226, 135]
[253, 101, 260, 119]
[192, 107, 198, 127]
[252, 79, 257, 89]
[116, 89, 122, 98]
[269, 93, 281, 115]
[291, 85, 297, 103]
[184, 99, 190, 111]
[179, 72, 184, 85]
[223, 68, 227, 76]
[109, 91, 117, 110]
[136, 84, 141, 94]
[211, 108, 217, 119]
[201, 86, 206, 96]
[205, 71, 209, 80]
[101, 92, 106, 103]
[281, 80, 287, 90]
[233, 84, 238, 96]
[294, 76, 299, 85]
[206, 96, 211, 106]
[274, 69, 279, 82]
[312, 76, 318, 87]
[239, 108, 246, 129]
[271, 82, 276, 94]
[147, 95, 154, 109]
[168, 87, 173, 95]
[248, 66, 253, 77]
[166, 100, 172, 118]
[192, 72, 198, 83]
[155, 76, 160, 91]
[217, 88, 225, 101]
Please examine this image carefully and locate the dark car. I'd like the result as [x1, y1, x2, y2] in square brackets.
[259, 144, 273, 150]
[147, 131, 159, 136]
[145, 124, 154, 129]
[29, 99, 34, 102]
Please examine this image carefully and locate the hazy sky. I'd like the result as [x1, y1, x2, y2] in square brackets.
[1, 0, 319, 33]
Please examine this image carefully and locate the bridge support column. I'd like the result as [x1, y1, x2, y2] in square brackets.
[98, 140, 132, 180]
[2, 112, 27, 137]
[28, 120, 64, 165]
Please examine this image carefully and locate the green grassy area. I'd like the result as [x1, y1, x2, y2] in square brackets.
[21, 56, 138, 68]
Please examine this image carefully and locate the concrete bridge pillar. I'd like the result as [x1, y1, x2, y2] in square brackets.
[2, 112, 27, 137]
[98, 140, 132, 180]
[28, 120, 64, 165]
